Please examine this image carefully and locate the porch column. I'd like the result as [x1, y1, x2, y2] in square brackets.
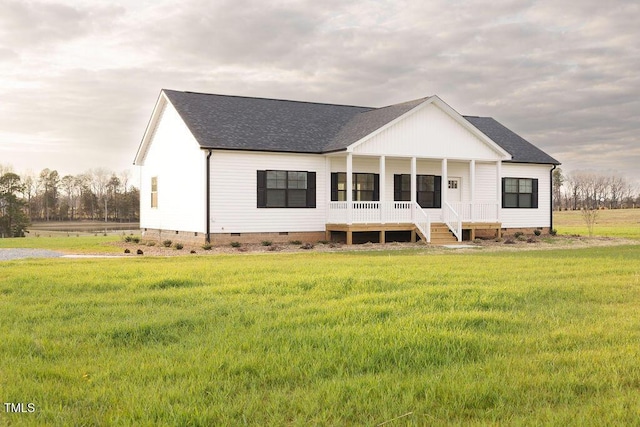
[410, 157, 417, 203]
[347, 152, 353, 225]
[496, 161, 502, 222]
[470, 160, 476, 221]
[379, 155, 386, 224]
[326, 157, 331, 223]
[441, 158, 448, 207]
[410, 157, 416, 222]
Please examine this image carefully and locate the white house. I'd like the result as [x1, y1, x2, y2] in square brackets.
[133, 89, 560, 245]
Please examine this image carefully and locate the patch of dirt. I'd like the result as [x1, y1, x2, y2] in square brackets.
[110, 235, 639, 257]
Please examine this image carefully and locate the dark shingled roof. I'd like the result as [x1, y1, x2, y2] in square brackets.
[162, 89, 559, 164]
[464, 116, 560, 165]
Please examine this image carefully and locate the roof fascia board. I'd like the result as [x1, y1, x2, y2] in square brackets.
[133, 91, 169, 165]
[428, 96, 512, 159]
[345, 95, 513, 160]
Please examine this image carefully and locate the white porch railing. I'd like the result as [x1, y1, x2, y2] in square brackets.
[443, 202, 462, 242]
[412, 202, 431, 242]
[446, 201, 499, 222]
[327, 201, 416, 224]
[327, 201, 499, 243]
[327, 201, 431, 242]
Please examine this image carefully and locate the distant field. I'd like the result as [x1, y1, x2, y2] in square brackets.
[27, 221, 139, 236]
[554, 208, 640, 239]
[1, 247, 639, 425]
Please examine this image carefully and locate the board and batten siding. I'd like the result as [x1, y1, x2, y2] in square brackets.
[352, 103, 504, 161]
[500, 163, 553, 228]
[209, 151, 327, 233]
[139, 101, 206, 233]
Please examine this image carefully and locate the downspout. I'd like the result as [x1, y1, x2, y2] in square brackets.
[550, 164, 557, 232]
[206, 149, 213, 243]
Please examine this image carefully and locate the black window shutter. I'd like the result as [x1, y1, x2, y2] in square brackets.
[373, 174, 380, 201]
[434, 176, 442, 208]
[306, 172, 316, 208]
[501, 178, 506, 208]
[531, 178, 538, 208]
[393, 174, 402, 201]
[331, 173, 338, 201]
[257, 170, 266, 208]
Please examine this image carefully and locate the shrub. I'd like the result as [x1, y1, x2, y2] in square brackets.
[190, 250, 196, 254]
[267, 245, 280, 252]
[162, 240, 172, 247]
[516, 235, 527, 242]
[504, 238, 515, 244]
[202, 243, 212, 250]
[514, 231, 524, 238]
[300, 243, 314, 250]
[550, 228, 557, 236]
[317, 240, 329, 245]
[124, 249, 130, 254]
[289, 240, 302, 245]
[146, 241, 156, 247]
[473, 238, 482, 244]
[261, 240, 273, 247]
[174, 243, 184, 250]
[527, 237, 537, 243]
[494, 237, 503, 243]
[230, 241, 241, 248]
[124, 235, 133, 243]
[534, 229, 541, 236]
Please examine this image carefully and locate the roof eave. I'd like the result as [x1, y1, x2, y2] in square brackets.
[133, 90, 169, 166]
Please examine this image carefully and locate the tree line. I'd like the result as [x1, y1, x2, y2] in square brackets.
[0, 164, 139, 237]
[552, 168, 639, 211]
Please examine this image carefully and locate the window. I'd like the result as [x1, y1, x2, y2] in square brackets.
[151, 177, 158, 208]
[330, 173, 380, 201]
[448, 180, 458, 189]
[257, 170, 316, 208]
[393, 174, 442, 208]
[502, 178, 538, 208]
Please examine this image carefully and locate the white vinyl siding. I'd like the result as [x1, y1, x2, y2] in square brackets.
[210, 151, 326, 233]
[139, 101, 205, 233]
[500, 163, 552, 228]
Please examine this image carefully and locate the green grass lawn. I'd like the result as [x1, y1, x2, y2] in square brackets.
[1, 247, 639, 425]
[0, 235, 123, 253]
[554, 208, 640, 239]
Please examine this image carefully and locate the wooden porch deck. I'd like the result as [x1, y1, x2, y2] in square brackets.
[326, 221, 501, 245]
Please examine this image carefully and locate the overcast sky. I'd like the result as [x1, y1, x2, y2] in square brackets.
[1, 0, 638, 186]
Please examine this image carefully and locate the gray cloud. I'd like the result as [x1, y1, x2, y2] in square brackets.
[0, 0, 638, 185]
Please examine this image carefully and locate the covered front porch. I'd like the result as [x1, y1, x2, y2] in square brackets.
[324, 153, 504, 244]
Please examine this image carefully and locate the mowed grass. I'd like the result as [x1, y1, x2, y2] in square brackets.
[0, 235, 122, 253]
[1, 247, 639, 425]
[555, 208, 640, 239]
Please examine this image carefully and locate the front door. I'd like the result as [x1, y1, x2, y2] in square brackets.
[447, 177, 461, 202]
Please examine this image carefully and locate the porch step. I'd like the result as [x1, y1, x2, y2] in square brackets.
[428, 222, 458, 245]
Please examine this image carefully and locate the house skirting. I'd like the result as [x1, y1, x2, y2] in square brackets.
[209, 231, 326, 245]
[141, 228, 326, 245]
[141, 228, 206, 244]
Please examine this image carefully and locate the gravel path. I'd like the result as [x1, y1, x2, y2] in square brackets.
[0, 248, 64, 261]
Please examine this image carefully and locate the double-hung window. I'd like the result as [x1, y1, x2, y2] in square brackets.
[393, 174, 442, 208]
[502, 177, 538, 208]
[330, 173, 380, 201]
[257, 170, 316, 208]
